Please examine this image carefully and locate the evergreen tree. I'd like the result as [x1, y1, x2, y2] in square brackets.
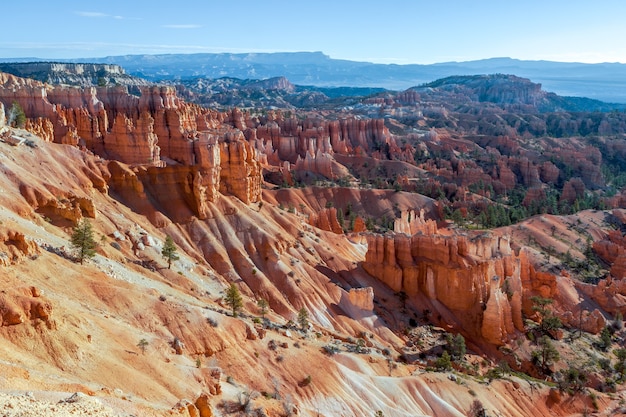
[614, 348, 626, 380]
[435, 351, 452, 371]
[161, 235, 179, 269]
[257, 298, 269, 319]
[597, 326, 613, 351]
[532, 335, 560, 374]
[225, 283, 243, 317]
[445, 333, 467, 362]
[137, 338, 149, 354]
[531, 296, 562, 335]
[297, 307, 309, 331]
[8, 101, 26, 128]
[71, 219, 97, 265]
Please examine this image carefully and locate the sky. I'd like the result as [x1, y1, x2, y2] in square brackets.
[1, 0, 625, 65]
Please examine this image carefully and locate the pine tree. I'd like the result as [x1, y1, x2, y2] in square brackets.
[225, 283, 243, 317]
[71, 219, 97, 265]
[137, 338, 149, 354]
[445, 333, 466, 362]
[257, 298, 269, 318]
[297, 307, 309, 331]
[531, 296, 562, 335]
[8, 101, 26, 128]
[532, 335, 560, 374]
[435, 351, 452, 371]
[161, 235, 179, 269]
[614, 348, 626, 380]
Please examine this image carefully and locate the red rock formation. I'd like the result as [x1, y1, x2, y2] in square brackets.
[515, 157, 541, 187]
[0, 286, 52, 327]
[539, 161, 560, 184]
[218, 134, 262, 204]
[309, 207, 343, 234]
[363, 226, 525, 345]
[522, 187, 546, 207]
[576, 277, 626, 316]
[17, 183, 96, 225]
[352, 216, 367, 233]
[252, 116, 398, 179]
[104, 112, 160, 165]
[0, 101, 5, 128]
[593, 224, 626, 279]
[394, 209, 437, 235]
[0, 230, 40, 266]
[346, 287, 374, 311]
[496, 160, 517, 190]
[1, 73, 264, 211]
[560, 178, 585, 204]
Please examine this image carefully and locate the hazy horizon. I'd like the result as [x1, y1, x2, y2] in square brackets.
[1, 0, 625, 65]
[3, 52, 626, 68]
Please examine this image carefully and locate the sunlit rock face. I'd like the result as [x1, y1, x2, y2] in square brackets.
[363, 223, 525, 346]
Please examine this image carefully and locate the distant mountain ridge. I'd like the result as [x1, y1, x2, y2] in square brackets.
[0, 53, 624, 103]
[0, 52, 626, 103]
[0, 62, 150, 88]
[416, 74, 621, 112]
[1, 52, 625, 103]
[23, 52, 626, 103]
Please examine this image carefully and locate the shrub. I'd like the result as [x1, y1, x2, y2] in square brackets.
[558, 366, 588, 393]
[435, 351, 452, 371]
[614, 348, 626, 380]
[137, 338, 149, 354]
[531, 296, 562, 335]
[322, 345, 339, 355]
[612, 312, 624, 331]
[299, 375, 312, 387]
[468, 399, 486, 417]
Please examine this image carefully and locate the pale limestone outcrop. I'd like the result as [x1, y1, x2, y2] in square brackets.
[394, 209, 437, 235]
[0, 101, 5, 129]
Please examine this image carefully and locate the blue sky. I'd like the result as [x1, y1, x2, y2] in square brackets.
[2, 0, 625, 64]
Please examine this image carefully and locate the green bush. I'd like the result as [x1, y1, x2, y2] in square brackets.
[435, 351, 452, 371]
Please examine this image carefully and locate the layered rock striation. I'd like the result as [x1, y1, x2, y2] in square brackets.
[0, 72, 262, 215]
[363, 223, 526, 345]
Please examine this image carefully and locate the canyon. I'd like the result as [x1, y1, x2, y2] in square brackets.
[1, 68, 626, 416]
